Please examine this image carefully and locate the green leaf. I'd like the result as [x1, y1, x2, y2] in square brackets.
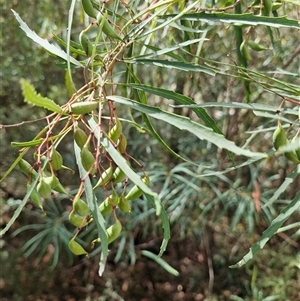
[130, 84, 221, 132]
[262, 168, 300, 209]
[133, 38, 207, 60]
[107, 96, 268, 159]
[173, 102, 300, 124]
[20, 79, 63, 114]
[129, 59, 216, 76]
[11, 10, 82, 67]
[174, 12, 300, 29]
[126, 71, 196, 165]
[130, 83, 235, 164]
[230, 190, 300, 268]
[141, 250, 179, 276]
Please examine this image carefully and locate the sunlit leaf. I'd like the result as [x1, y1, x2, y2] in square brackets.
[12, 10, 82, 67]
[20, 79, 63, 113]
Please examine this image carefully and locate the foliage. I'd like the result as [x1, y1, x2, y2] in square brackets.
[1, 0, 299, 294]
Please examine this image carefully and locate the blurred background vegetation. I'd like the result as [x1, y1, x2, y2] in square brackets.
[0, 1, 299, 301]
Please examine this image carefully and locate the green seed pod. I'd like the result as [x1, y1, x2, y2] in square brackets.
[74, 122, 89, 149]
[81, 0, 96, 19]
[71, 101, 99, 115]
[240, 40, 252, 61]
[112, 166, 127, 184]
[80, 146, 96, 174]
[108, 117, 123, 143]
[94, 165, 113, 189]
[273, 123, 288, 151]
[69, 209, 91, 228]
[118, 194, 131, 213]
[69, 237, 88, 256]
[52, 180, 69, 195]
[272, 2, 282, 11]
[117, 133, 127, 154]
[97, 12, 122, 40]
[247, 40, 268, 51]
[27, 183, 44, 212]
[43, 175, 59, 189]
[73, 195, 91, 216]
[99, 189, 119, 216]
[79, 30, 94, 57]
[92, 219, 122, 245]
[37, 178, 52, 198]
[284, 151, 300, 163]
[107, 220, 122, 243]
[263, 0, 273, 15]
[50, 148, 63, 171]
[125, 175, 150, 201]
[40, 155, 51, 171]
[19, 159, 37, 179]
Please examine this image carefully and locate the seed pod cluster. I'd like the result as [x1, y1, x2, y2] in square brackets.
[69, 110, 150, 253]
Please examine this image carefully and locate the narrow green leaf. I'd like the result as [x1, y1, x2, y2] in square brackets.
[130, 84, 235, 164]
[0, 183, 36, 237]
[262, 167, 300, 209]
[174, 102, 298, 113]
[129, 59, 216, 76]
[141, 250, 179, 276]
[126, 71, 196, 165]
[230, 190, 300, 268]
[145, 194, 170, 258]
[173, 102, 300, 124]
[131, 84, 221, 132]
[107, 96, 267, 159]
[52, 32, 86, 56]
[20, 79, 63, 114]
[12, 10, 82, 67]
[0, 171, 40, 237]
[132, 38, 207, 60]
[175, 12, 300, 29]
